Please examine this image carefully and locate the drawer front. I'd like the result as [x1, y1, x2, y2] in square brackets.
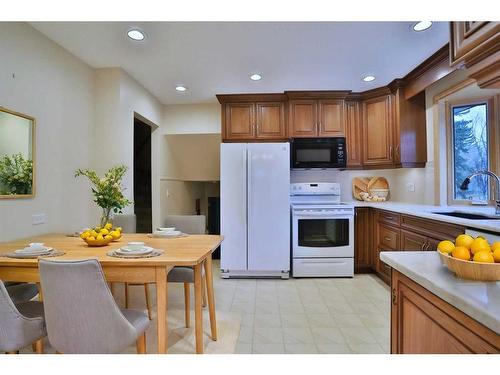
[379, 224, 400, 250]
[292, 258, 354, 278]
[401, 215, 464, 240]
[377, 248, 392, 285]
[378, 210, 401, 226]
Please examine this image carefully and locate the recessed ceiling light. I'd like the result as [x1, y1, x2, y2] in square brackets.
[362, 75, 376, 82]
[250, 73, 262, 81]
[412, 21, 433, 32]
[175, 85, 187, 92]
[127, 29, 146, 41]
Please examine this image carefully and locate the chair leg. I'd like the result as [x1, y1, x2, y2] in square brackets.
[144, 283, 152, 320]
[184, 283, 190, 328]
[125, 283, 130, 308]
[110, 282, 116, 297]
[34, 339, 43, 354]
[202, 275, 207, 308]
[136, 332, 147, 354]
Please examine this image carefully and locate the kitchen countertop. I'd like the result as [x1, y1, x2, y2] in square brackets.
[380, 251, 500, 334]
[346, 201, 500, 234]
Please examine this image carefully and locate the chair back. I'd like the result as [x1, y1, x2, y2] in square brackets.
[112, 214, 137, 233]
[165, 215, 206, 234]
[39, 259, 138, 353]
[0, 281, 44, 352]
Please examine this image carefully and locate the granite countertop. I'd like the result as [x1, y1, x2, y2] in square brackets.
[380, 251, 500, 334]
[346, 201, 500, 234]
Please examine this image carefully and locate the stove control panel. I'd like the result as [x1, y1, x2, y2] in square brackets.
[290, 182, 340, 196]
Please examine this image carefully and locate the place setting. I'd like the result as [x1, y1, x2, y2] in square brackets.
[107, 241, 164, 259]
[148, 227, 189, 239]
[2, 242, 65, 259]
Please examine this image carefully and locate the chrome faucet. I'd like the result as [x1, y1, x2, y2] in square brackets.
[460, 170, 500, 215]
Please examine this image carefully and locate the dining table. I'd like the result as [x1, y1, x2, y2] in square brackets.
[0, 233, 223, 354]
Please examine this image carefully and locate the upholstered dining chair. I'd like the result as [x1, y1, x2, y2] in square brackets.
[5, 282, 39, 304]
[38, 259, 150, 354]
[0, 280, 46, 354]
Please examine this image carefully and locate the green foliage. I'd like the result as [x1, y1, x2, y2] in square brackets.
[0, 153, 33, 195]
[75, 165, 132, 225]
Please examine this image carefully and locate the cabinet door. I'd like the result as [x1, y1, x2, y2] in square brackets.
[345, 101, 362, 168]
[224, 103, 255, 140]
[289, 100, 318, 137]
[318, 99, 345, 136]
[255, 102, 286, 139]
[401, 230, 428, 251]
[450, 22, 500, 66]
[362, 95, 394, 166]
[376, 248, 392, 285]
[354, 207, 373, 273]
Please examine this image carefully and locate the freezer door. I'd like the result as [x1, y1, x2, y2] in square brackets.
[247, 143, 290, 271]
[220, 143, 248, 271]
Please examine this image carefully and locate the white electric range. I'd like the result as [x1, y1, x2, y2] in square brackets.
[290, 182, 354, 278]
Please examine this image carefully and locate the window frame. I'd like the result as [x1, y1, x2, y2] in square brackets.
[446, 95, 499, 206]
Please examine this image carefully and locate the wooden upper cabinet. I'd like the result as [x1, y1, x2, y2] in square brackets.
[362, 94, 394, 167]
[255, 102, 286, 139]
[289, 99, 318, 137]
[318, 99, 345, 136]
[450, 22, 500, 88]
[345, 101, 362, 168]
[224, 103, 255, 140]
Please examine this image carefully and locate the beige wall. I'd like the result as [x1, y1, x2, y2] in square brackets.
[0, 111, 32, 158]
[0, 22, 94, 241]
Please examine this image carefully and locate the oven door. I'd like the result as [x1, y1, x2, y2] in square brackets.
[292, 208, 354, 258]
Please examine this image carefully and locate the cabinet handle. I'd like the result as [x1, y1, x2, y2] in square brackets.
[390, 145, 393, 160]
[392, 288, 397, 305]
[395, 144, 400, 159]
[420, 242, 426, 250]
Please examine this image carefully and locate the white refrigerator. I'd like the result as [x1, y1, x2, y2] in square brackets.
[220, 142, 290, 278]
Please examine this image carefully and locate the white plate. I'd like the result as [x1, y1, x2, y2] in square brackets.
[115, 246, 153, 255]
[155, 230, 182, 236]
[15, 247, 53, 254]
[157, 227, 175, 232]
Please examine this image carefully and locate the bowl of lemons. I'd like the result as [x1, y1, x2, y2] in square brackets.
[80, 223, 122, 247]
[437, 234, 500, 281]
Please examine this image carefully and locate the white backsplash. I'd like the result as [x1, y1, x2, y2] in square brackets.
[291, 168, 432, 204]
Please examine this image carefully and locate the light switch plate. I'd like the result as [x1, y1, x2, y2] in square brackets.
[32, 214, 45, 225]
[407, 183, 415, 192]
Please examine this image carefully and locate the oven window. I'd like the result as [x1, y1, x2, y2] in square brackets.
[296, 148, 331, 162]
[298, 219, 349, 247]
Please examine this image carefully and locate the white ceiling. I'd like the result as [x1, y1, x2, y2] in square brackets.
[30, 22, 449, 105]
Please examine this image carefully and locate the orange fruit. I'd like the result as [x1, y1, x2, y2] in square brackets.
[437, 240, 455, 254]
[473, 251, 494, 263]
[492, 242, 500, 252]
[493, 248, 500, 263]
[452, 246, 471, 261]
[455, 234, 474, 249]
[470, 237, 490, 254]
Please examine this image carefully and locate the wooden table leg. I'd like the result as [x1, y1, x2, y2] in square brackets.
[155, 267, 168, 354]
[36, 282, 43, 301]
[194, 263, 203, 354]
[204, 255, 217, 341]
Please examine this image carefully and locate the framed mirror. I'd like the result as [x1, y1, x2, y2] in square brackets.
[0, 107, 35, 198]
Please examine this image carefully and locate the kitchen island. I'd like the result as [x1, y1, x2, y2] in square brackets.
[380, 251, 500, 354]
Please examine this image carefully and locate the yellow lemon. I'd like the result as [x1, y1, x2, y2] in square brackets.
[80, 230, 90, 239]
[87, 236, 96, 241]
[493, 248, 500, 263]
[116, 227, 122, 233]
[473, 250, 494, 263]
[100, 228, 109, 236]
[104, 222, 113, 230]
[452, 246, 471, 261]
[455, 234, 474, 249]
[470, 237, 490, 254]
[90, 230, 98, 237]
[110, 230, 121, 240]
[95, 226, 102, 232]
[492, 242, 500, 253]
[437, 240, 455, 254]
[105, 234, 113, 240]
[96, 234, 104, 241]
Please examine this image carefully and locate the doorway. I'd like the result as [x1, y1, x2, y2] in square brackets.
[134, 117, 152, 233]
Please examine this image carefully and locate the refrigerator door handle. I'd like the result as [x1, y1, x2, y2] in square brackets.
[246, 148, 252, 270]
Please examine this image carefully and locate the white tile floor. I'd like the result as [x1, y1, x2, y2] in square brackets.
[211, 260, 391, 354]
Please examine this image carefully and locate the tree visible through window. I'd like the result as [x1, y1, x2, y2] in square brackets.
[452, 103, 489, 201]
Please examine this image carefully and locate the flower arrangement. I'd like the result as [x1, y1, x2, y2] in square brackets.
[75, 165, 132, 227]
[0, 153, 33, 195]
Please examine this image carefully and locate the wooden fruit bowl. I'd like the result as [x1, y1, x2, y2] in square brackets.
[438, 251, 500, 281]
[84, 237, 113, 247]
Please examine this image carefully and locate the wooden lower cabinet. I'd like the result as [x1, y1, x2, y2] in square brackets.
[401, 229, 429, 251]
[391, 271, 500, 353]
[354, 207, 373, 273]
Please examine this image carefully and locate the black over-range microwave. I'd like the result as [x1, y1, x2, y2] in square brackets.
[291, 137, 346, 169]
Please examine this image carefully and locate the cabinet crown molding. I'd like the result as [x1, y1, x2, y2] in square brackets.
[216, 93, 287, 104]
[285, 90, 352, 99]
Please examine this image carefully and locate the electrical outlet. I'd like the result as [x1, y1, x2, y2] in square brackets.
[32, 214, 45, 225]
[406, 183, 415, 192]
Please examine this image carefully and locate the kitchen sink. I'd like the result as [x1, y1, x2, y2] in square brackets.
[431, 211, 500, 220]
